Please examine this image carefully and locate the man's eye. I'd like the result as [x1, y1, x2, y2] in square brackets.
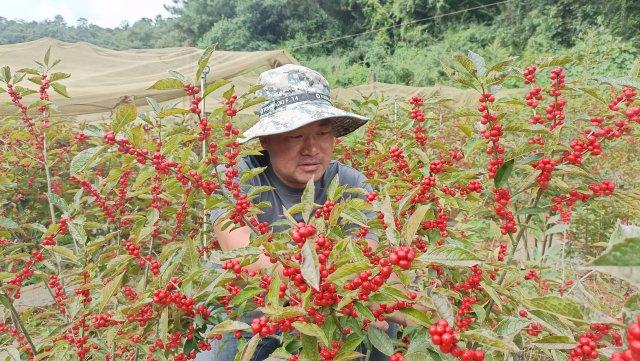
[319, 131, 331, 136]
[288, 135, 302, 139]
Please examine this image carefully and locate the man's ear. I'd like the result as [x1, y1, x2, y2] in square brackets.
[259, 136, 270, 149]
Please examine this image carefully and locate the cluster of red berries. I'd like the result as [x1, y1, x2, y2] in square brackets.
[250, 316, 278, 337]
[612, 316, 640, 361]
[315, 200, 336, 220]
[390, 146, 410, 174]
[122, 286, 138, 301]
[197, 116, 211, 141]
[319, 341, 343, 361]
[48, 274, 68, 315]
[183, 83, 200, 96]
[225, 95, 238, 116]
[524, 268, 540, 282]
[493, 188, 517, 234]
[429, 319, 485, 360]
[588, 180, 615, 196]
[608, 87, 637, 111]
[91, 312, 121, 329]
[389, 246, 416, 270]
[527, 323, 543, 336]
[289, 222, 317, 247]
[453, 265, 483, 293]
[497, 243, 507, 261]
[71, 176, 116, 222]
[528, 134, 545, 145]
[525, 87, 542, 108]
[343, 265, 392, 301]
[372, 299, 413, 321]
[533, 157, 557, 190]
[124, 240, 160, 275]
[567, 323, 615, 361]
[409, 97, 428, 145]
[0, 321, 34, 359]
[152, 277, 196, 316]
[222, 259, 243, 276]
[523, 65, 537, 84]
[366, 191, 379, 203]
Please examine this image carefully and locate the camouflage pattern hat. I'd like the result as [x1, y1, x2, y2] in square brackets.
[238, 64, 369, 143]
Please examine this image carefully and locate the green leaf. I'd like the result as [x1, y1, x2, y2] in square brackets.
[546, 224, 570, 235]
[196, 44, 215, 81]
[50, 246, 79, 264]
[402, 205, 430, 244]
[113, 102, 137, 131]
[468, 50, 487, 76]
[51, 82, 70, 97]
[206, 320, 250, 335]
[183, 237, 199, 270]
[533, 336, 576, 350]
[325, 261, 371, 283]
[156, 108, 189, 119]
[419, 246, 480, 267]
[453, 53, 478, 77]
[49, 72, 70, 82]
[266, 274, 282, 307]
[400, 308, 431, 327]
[293, 321, 329, 347]
[44, 46, 51, 66]
[528, 310, 574, 337]
[230, 285, 262, 306]
[132, 167, 154, 190]
[239, 334, 261, 361]
[301, 178, 315, 223]
[148, 78, 183, 90]
[203, 79, 230, 98]
[367, 326, 394, 356]
[17, 68, 39, 75]
[525, 296, 584, 323]
[459, 330, 519, 352]
[494, 317, 529, 338]
[301, 239, 320, 291]
[96, 271, 125, 313]
[494, 159, 514, 188]
[239, 96, 267, 111]
[431, 291, 454, 325]
[160, 308, 169, 340]
[0, 217, 19, 229]
[587, 236, 640, 285]
[223, 85, 236, 100]
[2, 66, 11, 83]
[69, 223, 87, 245]
[301, 334, 319, 361]
[240, 167, 267, 184]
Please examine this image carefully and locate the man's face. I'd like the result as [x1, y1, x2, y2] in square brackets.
[260, 120, 335, 189]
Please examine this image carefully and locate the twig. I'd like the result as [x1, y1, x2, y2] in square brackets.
[2, 292, 37, 354]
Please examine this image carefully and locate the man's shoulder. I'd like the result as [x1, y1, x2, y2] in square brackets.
[328, 159, 368, 187]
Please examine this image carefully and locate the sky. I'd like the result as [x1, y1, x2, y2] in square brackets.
[0, 0, 173, 28]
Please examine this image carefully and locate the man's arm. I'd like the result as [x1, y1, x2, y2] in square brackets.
[213, 215, 275, 272]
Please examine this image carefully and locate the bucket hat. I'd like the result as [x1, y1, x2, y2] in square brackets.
[238, 64, 369, 143]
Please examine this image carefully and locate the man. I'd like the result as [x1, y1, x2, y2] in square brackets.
[200, 64, 399, 361]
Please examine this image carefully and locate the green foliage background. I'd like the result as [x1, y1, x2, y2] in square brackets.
[1, 0, 639, 87]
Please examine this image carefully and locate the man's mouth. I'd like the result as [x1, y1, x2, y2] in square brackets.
[298, 163, 320, 172]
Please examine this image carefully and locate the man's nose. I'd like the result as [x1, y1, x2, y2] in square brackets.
[301, 135, 320, 155]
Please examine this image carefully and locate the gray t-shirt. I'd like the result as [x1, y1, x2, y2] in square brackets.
[210, 151, 374, 233]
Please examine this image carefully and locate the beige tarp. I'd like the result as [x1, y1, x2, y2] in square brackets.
[0, 38, 525, 122]
[0, 38, 297, 118]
